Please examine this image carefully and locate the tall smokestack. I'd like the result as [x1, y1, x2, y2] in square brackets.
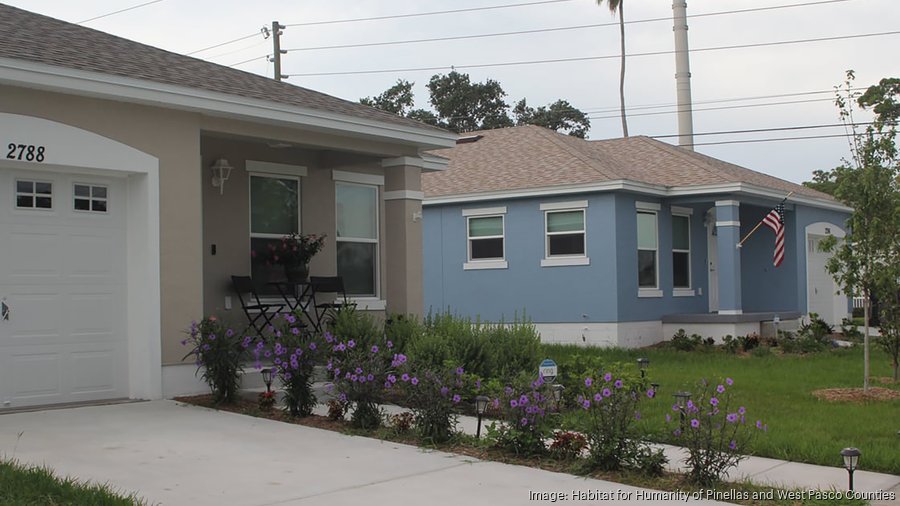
[673, 0, 694, 150]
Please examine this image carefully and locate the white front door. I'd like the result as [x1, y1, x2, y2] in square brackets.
[0, 168, 128, 408]
[706, 208, 719, 312]
[806, 233, 846, 326]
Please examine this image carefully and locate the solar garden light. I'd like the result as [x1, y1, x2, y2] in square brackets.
[474, 395, 490, 439]
[637, 358, 650, 378]
[673, 391, 692, 430]
[840, 447, 861, 492]
[552, 384, 565, 411]
[261, 367, 273, 394]
[651, 382, 660, 397]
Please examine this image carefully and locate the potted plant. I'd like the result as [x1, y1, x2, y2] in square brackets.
[269, 232, 326, 283]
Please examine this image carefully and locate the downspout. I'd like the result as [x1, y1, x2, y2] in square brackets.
[673, 0, 695, 150]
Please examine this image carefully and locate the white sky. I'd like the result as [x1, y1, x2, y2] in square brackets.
[7, 0, 900, 184]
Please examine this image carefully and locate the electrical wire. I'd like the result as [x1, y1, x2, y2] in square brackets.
[283, 0, 856, 52]
[230, 55, 269, 67]
[689, 133, 855, 147]
[78, 0, 164, 24]
[285, 0, 577, 27]
[588, 98, 835, 120]
[186, 32, 261, 56]
[649, 122, 873, 139]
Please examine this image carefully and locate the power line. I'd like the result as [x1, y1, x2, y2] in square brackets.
[283, 0, 855, 53]
[187, 32, 261, 56]
[583, 88, 853, 115]
[589, 97, 835, 120]
[78, 0, 164, 24]
[649, 122, 873, 139]
[690, 133, 854, 147]
[285, 0, 577, 27]
[205, 40, 268, 61]
[230, 55, 269, 67]
[286, 30, 900, 77]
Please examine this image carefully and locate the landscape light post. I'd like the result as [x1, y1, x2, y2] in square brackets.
[840, 447, 861, 492]
[475, 395, 490, 439]
[673, 391, 691, 431]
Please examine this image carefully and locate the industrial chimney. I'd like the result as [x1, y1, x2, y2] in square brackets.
[673, 0, 694, 150]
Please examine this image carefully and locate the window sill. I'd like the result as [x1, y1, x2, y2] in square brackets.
[638, 289, 663, 298]
[541, 257, 590, 267]
[464, 260, 508, 270]
[349, 298, 387, 311]
[673, 289, 696, 297]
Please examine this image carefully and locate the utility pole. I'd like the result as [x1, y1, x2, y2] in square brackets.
[270, 21, 287, 81]
[672, 0, 694, 151]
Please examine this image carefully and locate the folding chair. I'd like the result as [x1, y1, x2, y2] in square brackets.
[309, 276, 356, 331]
[231, 275, 284, 337]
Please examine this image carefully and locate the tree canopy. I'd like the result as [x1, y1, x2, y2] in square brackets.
[360, 72, 591, 138]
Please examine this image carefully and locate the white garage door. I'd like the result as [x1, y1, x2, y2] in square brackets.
[0, 167, 128, 408]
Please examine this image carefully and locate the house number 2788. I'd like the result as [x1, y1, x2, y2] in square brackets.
[6, 143, 46, 162]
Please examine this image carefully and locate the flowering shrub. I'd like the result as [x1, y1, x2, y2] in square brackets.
[389, 411, 416, 434]
[328, 335, 400, 429]
[666, 377, 765, 486]
[258, 390, 276, 411]
[401, 366, 471, 443]
[253, 313, 324, 416]
[576, 368, 663, 472]
[182, 317, 249, 404]
[548, 431, 587, 461]
[268, 232, 326, 266]
[486, 376, 553, 456]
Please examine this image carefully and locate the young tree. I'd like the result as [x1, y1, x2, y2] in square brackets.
[821, 72, 900, 386]
[596, 0, 628, 137]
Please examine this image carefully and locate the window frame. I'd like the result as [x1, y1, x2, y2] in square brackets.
[248, 172, 302, 292]
[73, 183, 109, 214]
[15, 178, 54, 211]
[462, 206, 508, 270]
[636, 201, 662, 297]
[671, 206, 695, 296]
[540, 200, 589, 267]
[335, 180, 380, 298]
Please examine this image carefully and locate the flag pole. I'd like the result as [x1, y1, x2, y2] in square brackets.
[736, 191, 794, 248]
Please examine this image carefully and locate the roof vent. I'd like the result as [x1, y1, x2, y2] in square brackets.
[456, 135, 483, 144]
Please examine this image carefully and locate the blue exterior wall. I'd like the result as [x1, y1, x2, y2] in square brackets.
[423, 191, 851, 324]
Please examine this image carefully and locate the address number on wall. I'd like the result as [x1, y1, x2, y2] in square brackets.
[6, 143, 46, 162]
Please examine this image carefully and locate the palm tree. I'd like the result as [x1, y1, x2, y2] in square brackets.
[597, 0, 628, 137]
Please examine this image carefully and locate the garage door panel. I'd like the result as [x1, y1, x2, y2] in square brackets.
[9, 351, 62, 399]
[0, 292, 61, 343]
[70, 349, 116, 395]
[7, 229, 63, 279]
[67, 292, 120, 337]
[65, 232, 123, 280]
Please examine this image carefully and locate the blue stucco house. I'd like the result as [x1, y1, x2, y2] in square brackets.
[422, 126, 852, 347]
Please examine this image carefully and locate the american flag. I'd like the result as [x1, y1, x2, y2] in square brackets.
[762, 203, 785, 267]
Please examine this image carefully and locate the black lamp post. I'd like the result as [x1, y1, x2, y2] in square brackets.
[673, 391, 691, 431]
[840, 447, 861, 492]
[261, 367, 273, 394]
[475, 395, 490, 439]
[637, 358, 650, 378]
[552, 384, 565, 411]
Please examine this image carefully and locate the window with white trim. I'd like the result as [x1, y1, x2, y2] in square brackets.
[546, 210, 585, 256]
[672, 213, 691, 290]
[336, 182, 379, 297]
[74, 183, 108, 213]
[16, 179, 52, 209]
[469, 215, 504, 260]
[637, 210, 658, 289]
[249, 174, 300, 290]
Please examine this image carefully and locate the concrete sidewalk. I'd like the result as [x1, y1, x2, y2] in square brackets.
[0, 400, 734, 506]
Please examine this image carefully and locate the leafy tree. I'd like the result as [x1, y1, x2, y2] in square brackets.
[597, 0, 628, 137]
[360, 72, 590, 136]
[802, 169, 839, 196]
[821, 71, 900, 385]
[513, 99, 591, 138]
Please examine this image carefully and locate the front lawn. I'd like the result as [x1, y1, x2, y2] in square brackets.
[0, 459, 143, 505]
[543, 344, 900, 474]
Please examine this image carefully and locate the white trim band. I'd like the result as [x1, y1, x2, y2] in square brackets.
[638, 289, 664, 298]
[671, 206, 694, 215]
[715, 200, 741, 207]
[673, 289, 696, 297]
[332, 170, 384, 186]
[383, 190, 424, 201]
[540, 200, 588, 211]
[718, 309, 744, 315]
[541, 256, 590, 267]
[636, 201, 661, 211]
[464, 260, 508, 270]
[716, 220, 741, 227]
[382, 156, 425, 168]
[246, 160, 307, 177]
[462, 206, 507, 217]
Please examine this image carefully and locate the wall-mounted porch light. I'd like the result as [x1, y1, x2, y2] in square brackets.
[210, 158, 233, 195]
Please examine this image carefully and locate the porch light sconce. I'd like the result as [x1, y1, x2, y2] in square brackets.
[261, 367, 273, 393]
[474, 395, 490, 439]
[840, 447, 861, 492]
[637, 357, 650, 378]
[210, 158, 233, 195]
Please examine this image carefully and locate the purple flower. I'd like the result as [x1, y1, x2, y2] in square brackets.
[308, 342, 317, 350]
[602, 388, 611, 398]
[727, 413, 739, 423]
[456, 367, 465, 376]
[520, 417, 529, 426]
[585, 377, 593, 387]
[603, 372, 612, 382]
[519, 394, 529, 406]
[593, 393, 603, 402]
[687, 400, 695, 410]
[673, 428, 682, 437]
[510, 399, 519, 408]
[411, 377, 419, 385]
[350, 374, 358, 381]
[614, 379, 623, 389]
[347, 339, 356, 348]
[665, 414, 672, 423]
[263, 350, 272, 358]
[387, 374, 397, 384]
[725, 377, 734, 386]
[672, 404, 681, 412]
[371, 345, 379, 353]
[756, 420, 763, 430]
[355, 368, 363, 375]
[284, 372, 292, 380]
[452, 394, 461, 403]
[440, 386, 449, 396]
[716, 384, 725, 394]
[386, 340, 393, 348]
[582, 399, 591, 409]
[691, 418, 700, 428]
[401, 373, 410, 382]
[384, 381, 392, 388]
[208, 334, 216, 341]
[324, 332, 334, 343]
[646, 389, 655, 398]
[729, 440, 737, 450]
[634, 411, 641, 420]
[738, 406, 746, 415]
[710, 397, 719, 407]
[367, 373, 374, 381]
[225, 329, 234, 337]
[475, 379, 482, 390]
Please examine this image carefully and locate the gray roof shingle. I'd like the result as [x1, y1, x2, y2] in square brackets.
[0, 3, 447, 135]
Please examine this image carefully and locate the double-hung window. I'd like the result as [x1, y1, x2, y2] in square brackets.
[636, 201, 661, 297]
[336, 182, 379, 297]
[540, 200, 589, 267]
[463, 207, 507, 270]
[249, 173, 300, 291]
[672, 207, 693, 295]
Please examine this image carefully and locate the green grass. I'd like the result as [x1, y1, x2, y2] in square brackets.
[0, 459, 144, 505]
[542, 344, 900, 475]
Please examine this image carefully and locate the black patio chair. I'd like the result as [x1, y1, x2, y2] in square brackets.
[309, 276, 356, 331]
[231, 275, 284, 337]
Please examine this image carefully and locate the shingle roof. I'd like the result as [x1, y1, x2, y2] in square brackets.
[423, 125, 834, 201]
[0, 3, 447, 135]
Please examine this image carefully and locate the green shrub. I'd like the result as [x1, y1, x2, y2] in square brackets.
[671, 329, 705, 351]
[840, 318, 864, 341]
[722, 335, 740, 354]
[182, 317, 248, 404]
[328, 305, 382, 349]
[750, 345, 773, 358]
[799, 313, 834, 341]
[738, 334, 760, 352]
[486, 376, 553, 456]
[384, 313, 424, 354]
[401, 366, 472, 443]
[549, 430, 587, 460]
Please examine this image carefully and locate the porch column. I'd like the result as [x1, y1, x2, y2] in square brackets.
[715, 200, 743, 314]
[381, 157, 425, 317]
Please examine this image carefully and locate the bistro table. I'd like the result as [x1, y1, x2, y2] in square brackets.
[267, 280, 320, 331]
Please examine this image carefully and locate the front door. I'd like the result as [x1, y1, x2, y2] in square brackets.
[706, 208, 719, 312]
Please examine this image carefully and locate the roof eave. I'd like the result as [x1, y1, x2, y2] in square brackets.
[0, 57, 458, 150]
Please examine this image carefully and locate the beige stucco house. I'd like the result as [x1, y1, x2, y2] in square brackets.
[0, 4, 455, 409]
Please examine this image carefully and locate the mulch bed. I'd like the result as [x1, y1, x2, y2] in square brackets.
[811, 387, 900, 403]
[174, 394, 349, 431]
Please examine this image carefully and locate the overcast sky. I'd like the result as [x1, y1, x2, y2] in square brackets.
[8, 0, 900, 184]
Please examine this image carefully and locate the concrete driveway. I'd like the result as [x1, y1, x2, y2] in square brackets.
[0, 400, 732, 506]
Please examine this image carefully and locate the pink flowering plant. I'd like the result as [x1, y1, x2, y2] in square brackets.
[486, 376, 553, 456]
[666, 376, 765, 486]
[182, 316, 250, 404]
[268, 232, 326, 266]
[400, 366, 473, 443]
[327, 335, 401, 429]
[252, 312, 324, 416]
[576, 366, 664, 473]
